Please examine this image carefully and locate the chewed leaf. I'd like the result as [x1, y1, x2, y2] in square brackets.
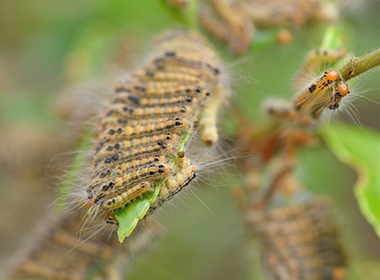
[321, 123, 380, 238]
[114, 183, 161, 242]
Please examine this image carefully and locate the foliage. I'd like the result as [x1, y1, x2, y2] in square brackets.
[322, 123, 380, 238]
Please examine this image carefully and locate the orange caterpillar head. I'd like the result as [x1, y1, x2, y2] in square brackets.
[337, 81, 349, 96]
[329, 81, 350, 110]
[325, 70, 339, 83]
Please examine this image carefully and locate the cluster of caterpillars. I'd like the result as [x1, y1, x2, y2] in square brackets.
[9, 207, 122, 280]
[265, 48, 350, 125]
[85, 29, 229, 221]
[8, 30, 229, 280]
[197, 0, 338, 54]
[249, 199, 347, 280]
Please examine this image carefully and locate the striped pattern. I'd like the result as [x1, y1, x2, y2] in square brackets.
[249, 199, 347, 280]
[86, 29, 228, 215]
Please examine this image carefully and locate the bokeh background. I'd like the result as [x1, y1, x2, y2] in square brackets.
[0, 0, 379, 279]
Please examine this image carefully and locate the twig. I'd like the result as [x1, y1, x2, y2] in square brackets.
[339, 48, 380, 81]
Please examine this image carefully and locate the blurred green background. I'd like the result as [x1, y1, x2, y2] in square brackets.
[0, 1, 379, 279]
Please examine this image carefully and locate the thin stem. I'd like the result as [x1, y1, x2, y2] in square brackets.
[338, 48, 380, 81]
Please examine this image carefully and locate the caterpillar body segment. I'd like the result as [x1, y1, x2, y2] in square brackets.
[154, 29, 211, 48]
[147, 64, 219, 84]
[114, 83, 210, 99]
[94, 142, 174, 169]
[199, 84, 231, 145]
[95, 132, 179, 154]
[104, 104, 193, 120]
[133, 70, 206, 85]
[114, 80, 194, 93]
[92, 155, 167, 181]
[103, 181, 155, 211]
[99, 116, 170, 132]
[110, 92, 198, 108]
[154, 29, 220, 63]
[97, 118, 190, 141]
[151, 53, 220, 80]
[88, 164, 170, 206]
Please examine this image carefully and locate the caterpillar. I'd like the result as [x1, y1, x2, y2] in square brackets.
[148, 155, 196, 214]
[103, 181, 155, 211]
[110, 92, 197, 107]
[248, 198, 347, 280]
[294, 70, 339, 111]
[92, 155, 167, 180]
[87, 164, 170, 207]
[295, 48, 347, 88]
[95, 132, 178, 151]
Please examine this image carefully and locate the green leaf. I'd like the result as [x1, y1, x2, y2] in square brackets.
[321, 123, 380, 238]
[114, 182, 161, 243]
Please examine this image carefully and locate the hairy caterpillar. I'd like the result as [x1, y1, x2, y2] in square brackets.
[295, 48, 347, 88]
[148, 155, 196, 214]
[103, 181, 155, 211]
[294, 70, 339, 111]
[248, 199, 347, 280]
